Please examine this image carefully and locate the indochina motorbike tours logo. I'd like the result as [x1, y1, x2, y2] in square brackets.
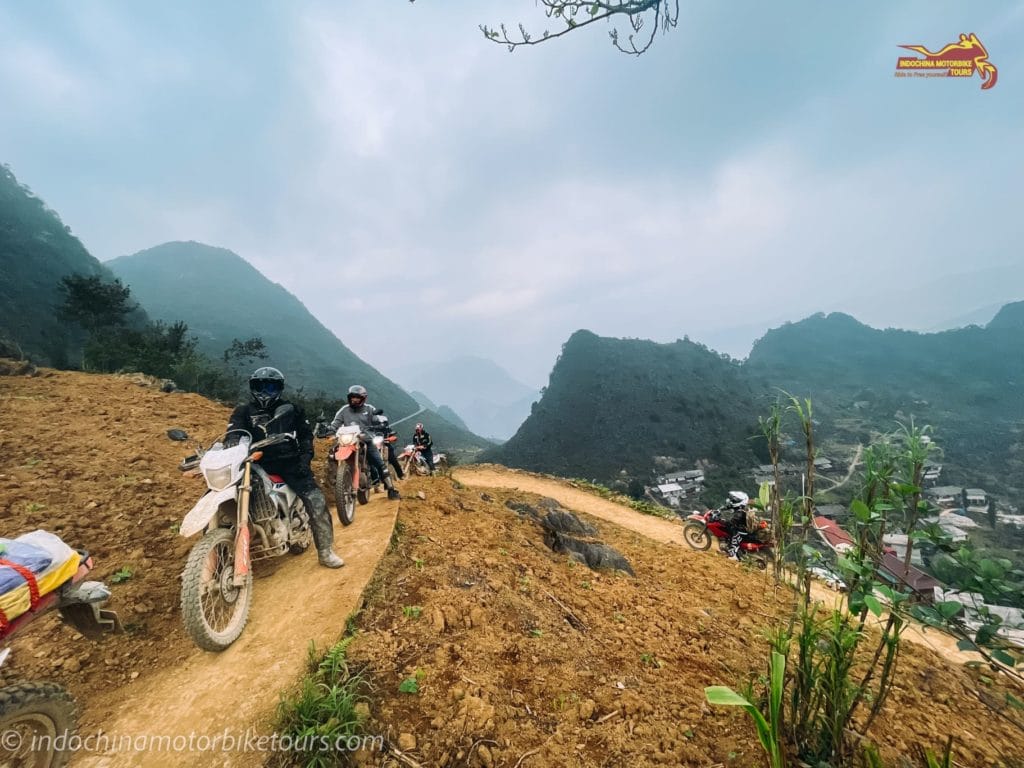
[894, 33, 997, 90]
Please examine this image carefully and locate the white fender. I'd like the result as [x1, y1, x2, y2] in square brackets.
[180, 487, 237, 537]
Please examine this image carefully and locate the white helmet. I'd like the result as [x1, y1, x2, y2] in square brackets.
[726, 491, 750, 510]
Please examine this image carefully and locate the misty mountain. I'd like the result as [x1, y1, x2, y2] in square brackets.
[0, 164, 140, 364]
[490, 304, 1024, 499]
[485, 330, 761, 491]
[745, 309, 1024, 492]
[409, 391, 438, 411]
[108, 242, 491, 453]
[394, 355, 539, 440]
[987, 300, 1024, 330]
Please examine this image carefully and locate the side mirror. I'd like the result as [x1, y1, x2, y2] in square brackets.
[271, 403, 295, 421]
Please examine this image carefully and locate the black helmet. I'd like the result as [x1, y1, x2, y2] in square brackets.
[347, 384, 367, 407]
[249, 367, 285, 409]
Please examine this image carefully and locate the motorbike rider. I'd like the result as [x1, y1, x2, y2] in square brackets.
[722, 491, 751, 560]
[411, 423, 435, 474]
[367, 411, 405, 484]
[380, 413, 406, 480]
[226, 367, 344, 568]
[328, 385, 401, 500]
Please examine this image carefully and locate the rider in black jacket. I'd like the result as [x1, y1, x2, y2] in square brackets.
[226, 367, 343, 568]
[412, 423, 435, 474]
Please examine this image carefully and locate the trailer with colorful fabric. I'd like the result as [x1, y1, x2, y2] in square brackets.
[0, 531, 83, 639]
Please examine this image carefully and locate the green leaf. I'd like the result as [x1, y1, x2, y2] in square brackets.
[851, 499, 871, 523]
[864, 595, 883, 617]
[991, 649, 1017, 667]
[957, 638, 978, 652]
[704, 686, 752, 707]
[936, 601, 963, 620]
[976, 623, 997, 646]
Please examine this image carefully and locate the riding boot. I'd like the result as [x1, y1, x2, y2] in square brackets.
[307, 487, 344, 568]
[383, 470, 401, 500]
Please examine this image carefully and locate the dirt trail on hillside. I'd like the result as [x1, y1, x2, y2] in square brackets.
[453, 465, 980, 666]
[0, 368, 397, 767]
[76, 499, 397, 768]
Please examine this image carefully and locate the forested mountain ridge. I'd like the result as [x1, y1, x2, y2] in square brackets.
[490, 309, 1024, 501]
[108, 241, 492, 453]
[0, 164, 141, 364]
[485, 330, 761, 491]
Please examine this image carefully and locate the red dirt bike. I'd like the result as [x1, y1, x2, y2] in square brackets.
[1, 549, 121, 768]
[679, 508, 772, 568]
[326, 425, 374, 526]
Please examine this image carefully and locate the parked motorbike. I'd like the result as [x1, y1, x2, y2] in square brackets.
[1, 549, 120, 768]
[178, 404, 313, 652]
[398, 445, 448, 477]
[679, 508, 772, 568]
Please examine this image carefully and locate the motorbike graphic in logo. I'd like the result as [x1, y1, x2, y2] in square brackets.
[895, 33, 997, 90]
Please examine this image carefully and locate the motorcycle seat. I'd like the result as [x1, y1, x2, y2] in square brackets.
[267, 474, 284, 484]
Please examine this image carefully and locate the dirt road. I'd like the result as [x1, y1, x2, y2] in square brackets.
[74, 497, 397, 767]
[453, 465, 979, 666]
[1, 366, 402, 767]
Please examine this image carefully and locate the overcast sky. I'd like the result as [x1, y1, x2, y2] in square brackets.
[2, 1, 1022, 388]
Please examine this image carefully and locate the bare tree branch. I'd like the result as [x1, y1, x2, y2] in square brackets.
[414, 0, 680, 55]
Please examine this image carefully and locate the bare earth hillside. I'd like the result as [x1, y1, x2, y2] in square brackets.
[1, 367, 1022, 767]
[345, 473, 1024, 767]
[0, 367, 397, 767]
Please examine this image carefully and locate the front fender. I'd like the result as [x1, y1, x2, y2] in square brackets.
[334, 444, 357, 462]
[180, 487, 237, 537]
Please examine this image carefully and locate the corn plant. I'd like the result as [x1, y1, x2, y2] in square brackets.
[706, 650, 787, 768]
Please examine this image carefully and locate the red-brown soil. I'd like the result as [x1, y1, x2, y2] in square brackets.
[2, 367, 1022, 768]
[1, 367, 396, 767]
[345, 473, 1024, 768]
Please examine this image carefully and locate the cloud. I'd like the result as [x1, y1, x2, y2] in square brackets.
[0, 39, 95, 114]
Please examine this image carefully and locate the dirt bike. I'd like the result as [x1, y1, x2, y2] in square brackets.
[1, 549, 120, 768]
[322, 424, 375, 527]
[679, 508, 772, 568]
[367, 426, 403, 493]
[178, 404, 313, 652]
[399, 445, 448, 477]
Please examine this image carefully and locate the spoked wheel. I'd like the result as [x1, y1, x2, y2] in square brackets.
[335, 461, 356, 526]
[0, 682, 77, 768]
[682, 522, 712, 551]
[180, 528, 252, 652]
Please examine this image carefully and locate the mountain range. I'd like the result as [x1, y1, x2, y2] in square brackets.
[107, 242, 492, 453]
[491, 307, 1024, 502]
[392, 356, 539, 441]
[0, 165, 138, 364]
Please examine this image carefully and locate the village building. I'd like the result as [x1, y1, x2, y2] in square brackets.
[964, 488, 988, 509]
[924, 486, 963, 508]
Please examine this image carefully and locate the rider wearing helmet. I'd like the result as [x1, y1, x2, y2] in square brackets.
[225, 367, 344, 568]
[411, 423, 435, 474]
[369, 411, 405, 482]
[328, 385, 400, 500]
[723, 491, 750, 561]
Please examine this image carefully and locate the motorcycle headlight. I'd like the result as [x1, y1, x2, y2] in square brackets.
[204, 466, 233, 491]
[340, 433, 358, 446]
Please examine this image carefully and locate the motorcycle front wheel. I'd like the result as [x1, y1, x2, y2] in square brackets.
[335, 461, 357, 526]
[180, 528, 253, 652]
[682, 522, 712, 551]
[0, 682, 77, 768]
